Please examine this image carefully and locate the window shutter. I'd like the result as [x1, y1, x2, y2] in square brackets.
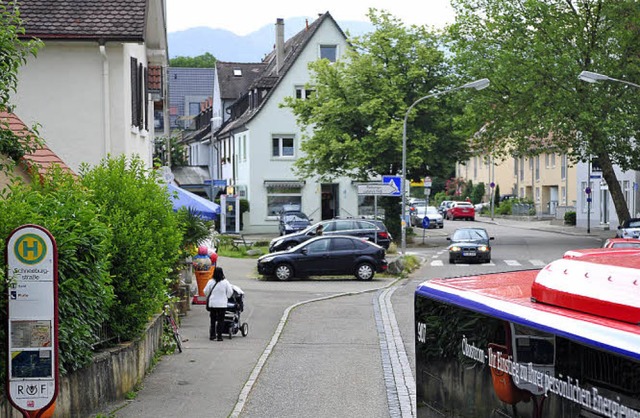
[131, 57, 138, 127]
[144, 66, 149, 131]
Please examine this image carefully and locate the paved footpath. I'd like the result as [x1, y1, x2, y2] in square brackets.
[97, 257, 412, 418]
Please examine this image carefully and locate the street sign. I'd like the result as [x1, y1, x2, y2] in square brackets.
[381, 175, 402, 197]
[423, 177, 432, 188]
[6, 225, 59, 417]
[422, 216, 431, 229]
[357, 182, 400, 196]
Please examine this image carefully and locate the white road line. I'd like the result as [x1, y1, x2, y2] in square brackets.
[504, 260, 521, 266]
[430, 260, 443, 266]
[530, 259, 546, 266]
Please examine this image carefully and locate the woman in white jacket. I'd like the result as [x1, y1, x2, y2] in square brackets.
[204, 266, 234, 341]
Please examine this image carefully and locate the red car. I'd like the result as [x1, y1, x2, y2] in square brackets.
[446, 201, 475, 221]
[603, 238, 640, 249]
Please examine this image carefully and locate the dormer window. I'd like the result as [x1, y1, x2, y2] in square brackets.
[233, 68, 242, 76]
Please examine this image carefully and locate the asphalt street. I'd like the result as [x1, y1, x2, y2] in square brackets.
[96, 216, 614, 418]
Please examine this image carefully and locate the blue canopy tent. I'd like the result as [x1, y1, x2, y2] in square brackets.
[167, 183, 220, 220]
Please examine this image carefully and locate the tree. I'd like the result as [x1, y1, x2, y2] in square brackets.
[169, 52, 217, 68]
[447, 0, 640, 223]
[283, 10, 474, 230]
[0, 2, 43, 170]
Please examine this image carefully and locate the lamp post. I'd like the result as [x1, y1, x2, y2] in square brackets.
[400, 78, 490, 255]
[578, 70, 640, 89]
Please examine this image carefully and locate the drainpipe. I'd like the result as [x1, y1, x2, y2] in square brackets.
[99, 43, 111, 157]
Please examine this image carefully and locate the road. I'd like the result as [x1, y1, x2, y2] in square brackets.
[99, 220, 606, 418]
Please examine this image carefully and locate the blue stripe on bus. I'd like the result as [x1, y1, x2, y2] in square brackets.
[416, 283, 640, 362]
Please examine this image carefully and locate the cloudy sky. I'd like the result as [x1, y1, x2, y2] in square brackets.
[166, 0, 456, 35]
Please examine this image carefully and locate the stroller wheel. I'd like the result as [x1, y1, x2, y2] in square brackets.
[241, 323, 249, 337]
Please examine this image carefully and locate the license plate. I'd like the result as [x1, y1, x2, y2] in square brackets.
[463, 252, 476, 256]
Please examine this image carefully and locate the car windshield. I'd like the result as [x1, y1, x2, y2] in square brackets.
[625, 220, 640, 228]
[452, 229, 488, 241]
[426, 206, 438, 214]
[283, 212, 308, 222]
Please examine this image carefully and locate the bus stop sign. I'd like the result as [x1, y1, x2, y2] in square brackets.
[6, 225, 59, 417]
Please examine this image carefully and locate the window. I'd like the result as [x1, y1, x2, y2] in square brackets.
[561, 154, 567, 179]
[295, 87, 315, 99]
[545, 154, 549, 168]
[320, 45, 337, 62]
[233, 68, 242, 76]
[272, 136, 294, 157]
[535, 156, 540, 181]
[130, 57, 147, 129]
[242, 135, 247, 162]
[513, 157, 518, 176]
[331, 238, 355, 251]
[189, 102, 201, 116]
[551, 153, 556, 168]
[266, 184, 303, 216]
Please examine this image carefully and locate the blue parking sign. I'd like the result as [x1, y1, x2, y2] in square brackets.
[422, 216, 430, 228]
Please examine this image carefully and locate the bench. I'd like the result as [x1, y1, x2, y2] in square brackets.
[217, 234, 253, 251]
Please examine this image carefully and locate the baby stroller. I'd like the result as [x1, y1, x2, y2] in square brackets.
[224, 284, 248, 338]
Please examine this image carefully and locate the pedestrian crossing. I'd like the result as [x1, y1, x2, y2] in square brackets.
[429, 259, 548, 267]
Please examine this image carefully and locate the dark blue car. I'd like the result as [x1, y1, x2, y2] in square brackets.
[278, 211, 311, 236]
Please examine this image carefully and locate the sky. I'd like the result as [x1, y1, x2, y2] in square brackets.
[166, 0, 456, 35]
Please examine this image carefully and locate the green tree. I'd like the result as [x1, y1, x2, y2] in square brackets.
[0, 3, 43, 170]
[283, 10, 474, 231]
[169, 52, 217, 68]
[494, 184, 501, 208]
[447, 0, 640, 223]
[471, 182, 485, 204]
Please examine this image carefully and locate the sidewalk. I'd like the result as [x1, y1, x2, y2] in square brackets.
[475, 215, 615, 241]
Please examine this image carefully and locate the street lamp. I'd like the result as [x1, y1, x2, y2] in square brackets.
[400, 78, 490, 255]
[578, 70, 640, 89]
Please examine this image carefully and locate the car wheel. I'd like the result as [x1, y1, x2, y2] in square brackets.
[241, 323, 249, 337]
[471, 217, 475, 221]
[355, 263, 375, 280]
[439, 224, 444, 229]
[274, 264, 294, 281]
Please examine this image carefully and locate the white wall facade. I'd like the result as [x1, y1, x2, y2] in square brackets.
[13, 41, 154, 172]
[237, 21, 357, 233]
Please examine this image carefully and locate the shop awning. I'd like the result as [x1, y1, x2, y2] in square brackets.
[263, 180, 305, 188]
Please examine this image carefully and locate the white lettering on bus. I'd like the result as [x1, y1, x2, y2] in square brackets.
[459, 337, 639, 417]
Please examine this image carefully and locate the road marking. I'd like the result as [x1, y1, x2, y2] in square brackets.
[530, 259, 546, 266]
[430, 260, 443, 266]
[504, 260, 521, 266]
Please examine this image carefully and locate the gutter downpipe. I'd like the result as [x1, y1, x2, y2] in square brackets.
[99, 43, 111, 157]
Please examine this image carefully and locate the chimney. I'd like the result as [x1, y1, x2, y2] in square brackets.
[275, 18, 285, 74]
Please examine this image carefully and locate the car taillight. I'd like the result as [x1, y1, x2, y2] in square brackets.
[378, 231, 389, 239]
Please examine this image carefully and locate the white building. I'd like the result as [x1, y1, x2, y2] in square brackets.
[11, 0, 169, 173]
[210, 13, 361, 233]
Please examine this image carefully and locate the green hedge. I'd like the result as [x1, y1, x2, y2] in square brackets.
[80, 156, 182, 341]
[0, 168, 114, 375]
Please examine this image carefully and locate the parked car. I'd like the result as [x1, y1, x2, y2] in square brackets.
[446, 201, 476, 221]
[603, 237, 640, 249]
[278, 210, 311, 235]
[411, 205, 443, 228]
[269, 218, 391, 252]
[438, 200, 454, 217]
[258, 235, 388, 281]
[447, 227, 494, 264]
[616, 218, 640, 238]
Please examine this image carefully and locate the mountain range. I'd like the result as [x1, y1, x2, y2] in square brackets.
[168, 17, 374, 63]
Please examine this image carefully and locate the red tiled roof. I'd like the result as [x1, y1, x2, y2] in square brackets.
[0, 111, 75, 177]
[12, 0, 147, 41]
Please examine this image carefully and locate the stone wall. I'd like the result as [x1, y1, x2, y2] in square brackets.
[1, 314, 163, 417]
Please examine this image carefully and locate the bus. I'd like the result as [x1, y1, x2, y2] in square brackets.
[415, 251, 640, 417]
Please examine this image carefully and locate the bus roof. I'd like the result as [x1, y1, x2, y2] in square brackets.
[416, 258, 640, 362]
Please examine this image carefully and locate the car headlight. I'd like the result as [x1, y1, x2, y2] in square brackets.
[478, 245, 489, 252]
[260, 256, 275, 263]
[450, 246, 461, 252]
